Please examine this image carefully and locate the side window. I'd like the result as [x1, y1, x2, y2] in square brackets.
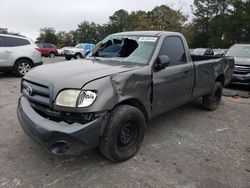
[48, 44, 55, 48]
[84, 44, 91, 51]
[0, 37, 4, 47]
[2, 36, 30, 47]
[159, 36, 187, 66]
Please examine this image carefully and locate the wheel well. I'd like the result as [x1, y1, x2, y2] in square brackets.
[15, 57, 33, 66]
[75, 53, 82, 57]
[118, 99, 148, 122]
[215, 74, 225, 86]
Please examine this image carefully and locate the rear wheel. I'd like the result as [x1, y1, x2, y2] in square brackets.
[49, 52, 55, 58]
[13, 59, 32, 77]
[202, 81, 223, 111]
[99, 105, 146, 162]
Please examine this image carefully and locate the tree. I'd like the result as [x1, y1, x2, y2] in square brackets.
[108, 9, 130, 32]
[148, 5, 187, 31]
[36, 27, 58, 44]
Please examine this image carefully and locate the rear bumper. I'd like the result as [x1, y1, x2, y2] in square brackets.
[17, 96, 105, 155]
[232, 73, 250, 85]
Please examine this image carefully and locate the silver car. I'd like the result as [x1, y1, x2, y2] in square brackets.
[0, 34, 42, 76]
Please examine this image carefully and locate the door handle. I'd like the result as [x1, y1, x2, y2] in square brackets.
[184, 70, 189, 74]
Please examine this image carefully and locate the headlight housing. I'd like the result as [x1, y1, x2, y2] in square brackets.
[55, 90, 97, 108]
[77, 90, 97, 107]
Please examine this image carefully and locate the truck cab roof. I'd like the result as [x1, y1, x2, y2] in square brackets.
[111, 31, 182, 37]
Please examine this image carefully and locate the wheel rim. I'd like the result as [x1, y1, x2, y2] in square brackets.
[18, 62, 31, 75]
[50, 53, 55, 58]
[76, 54, 81, 59]
[118, 121, 138, 148]
[213, 87, 222, 105]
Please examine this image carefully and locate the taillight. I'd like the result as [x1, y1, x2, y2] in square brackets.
[35, 48, 41, 52]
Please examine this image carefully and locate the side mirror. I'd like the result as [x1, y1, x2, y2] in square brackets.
[156, 55, 170, 70]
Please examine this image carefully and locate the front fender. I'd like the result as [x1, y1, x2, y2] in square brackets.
[79, 67, 152, 115]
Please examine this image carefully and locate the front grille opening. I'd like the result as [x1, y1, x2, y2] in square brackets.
[30, 102, 96, 125]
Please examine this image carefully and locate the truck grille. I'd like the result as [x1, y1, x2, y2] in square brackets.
[234, 65, 250, 75]
[22, 79, 51, 107]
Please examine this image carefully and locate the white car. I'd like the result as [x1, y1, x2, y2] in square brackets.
[64, 43, 95, 60]
[0, 34, 42, 76]
[58, 46, 73, 56]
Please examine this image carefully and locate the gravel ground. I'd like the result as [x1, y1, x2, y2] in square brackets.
[0, 57, 249, 188]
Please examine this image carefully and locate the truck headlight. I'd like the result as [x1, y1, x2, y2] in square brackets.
[55, 90, 80, 107]
[77, 91, 97, 107]
[55, 90, 97, 108]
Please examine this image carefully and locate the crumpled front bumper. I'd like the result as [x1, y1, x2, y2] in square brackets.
[17, 96, 105, 155]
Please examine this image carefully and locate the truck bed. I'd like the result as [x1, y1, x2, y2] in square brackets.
[191, 56, 234, 99]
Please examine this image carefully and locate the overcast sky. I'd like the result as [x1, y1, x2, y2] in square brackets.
[0, 0, 193, 40]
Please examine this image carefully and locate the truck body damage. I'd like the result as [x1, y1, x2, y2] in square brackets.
[17, 31, 234, 160]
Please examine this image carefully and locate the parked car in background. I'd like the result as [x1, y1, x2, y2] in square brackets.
[191, 48, 214, 56]
[64, 43, 95, 60]
[213, 49, 227, 56]
[0, 34, 42, 76]
[17, 31, 234, 161]
[36, 43, 58, 58]
[57, 46, 73, 56]
[225, 43, 250, 85]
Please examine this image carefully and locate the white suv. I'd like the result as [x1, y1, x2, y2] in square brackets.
[0, 34, 43, 76]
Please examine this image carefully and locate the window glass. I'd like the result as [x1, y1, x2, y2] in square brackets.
[2, 36, 30, 47]
[0, 37, 4, 47]
[86, 35, 158, 65]
[75, 44, 83, 49]
[43, 44, 51, 48]
[84, 44, 91, 51]
[159, 36, 187, 66]
[48, 44, 55, 48]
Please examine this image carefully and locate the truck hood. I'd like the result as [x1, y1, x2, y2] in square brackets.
[24, 59, 141, 93]
[234, 57, 250, 66]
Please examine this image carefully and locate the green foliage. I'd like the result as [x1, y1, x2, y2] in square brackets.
[36, 5, 187, 47]
[36, 2, 250, 48]
[36, 27, 58, 44]
[191, 0, 250, 48]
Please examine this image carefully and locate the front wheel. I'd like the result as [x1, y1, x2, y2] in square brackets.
[99, 105, 146, 162]
[75, 53, 82, 59]
[65, 56, 71, 60]
[202, 81, 223, 111]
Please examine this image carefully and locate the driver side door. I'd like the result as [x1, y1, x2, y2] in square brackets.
[152, 36, 194, 117]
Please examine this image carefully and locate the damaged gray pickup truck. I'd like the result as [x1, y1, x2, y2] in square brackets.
[17, 31, 234, 161]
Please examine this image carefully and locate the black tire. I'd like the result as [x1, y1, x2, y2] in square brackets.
[13, 59, 32, 77]
[49, 52, 55, 58]
[65, 56, 71, 60]
[75, 53, 82, 59]
[99, 105, 146, 162]
[202, 81, 223, 111]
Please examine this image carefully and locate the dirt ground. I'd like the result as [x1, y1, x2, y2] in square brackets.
[0, 57, 249, 188]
